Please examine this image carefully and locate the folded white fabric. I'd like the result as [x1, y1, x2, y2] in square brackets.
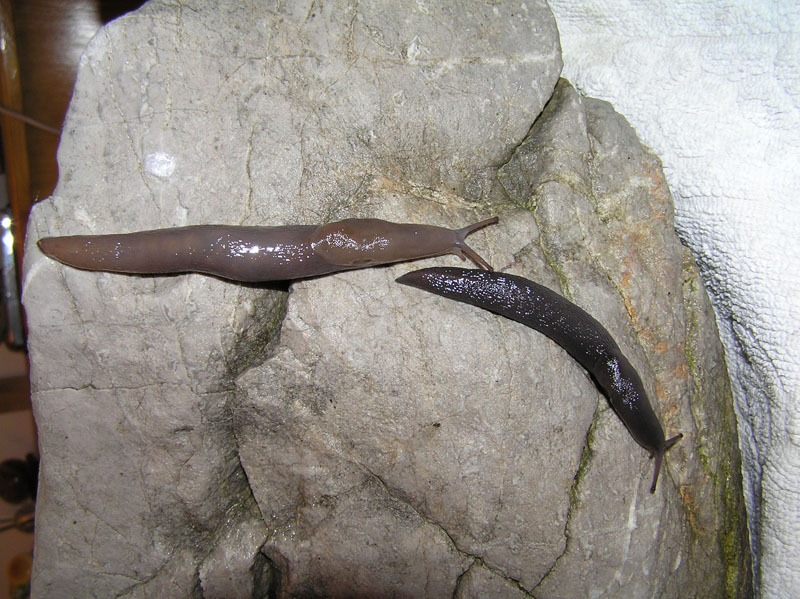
[549, 1, 800, 596]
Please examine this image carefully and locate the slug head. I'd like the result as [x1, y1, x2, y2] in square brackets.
[310, 217, 497, 270]
[592, 351, 682, 493]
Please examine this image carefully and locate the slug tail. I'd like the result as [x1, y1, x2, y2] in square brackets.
[37, 230, 192, 276]
[37, 237, 58, 259]
[38, 236, 96, 271]
[453, 216, 498, 271]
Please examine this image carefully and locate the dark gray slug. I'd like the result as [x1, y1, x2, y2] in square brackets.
[396, 266, 682, 493]
[37, 217, 498, 282]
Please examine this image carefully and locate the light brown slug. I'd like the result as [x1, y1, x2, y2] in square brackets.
[38, 216, 498, 282]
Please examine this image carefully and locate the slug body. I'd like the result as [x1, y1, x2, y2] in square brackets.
[396, 266, 681, 493]
[37, 217, 498, 282]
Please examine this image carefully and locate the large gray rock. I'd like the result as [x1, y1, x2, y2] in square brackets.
[22, 1, 749, 598]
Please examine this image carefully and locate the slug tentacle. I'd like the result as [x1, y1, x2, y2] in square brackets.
[396, 266, 681, 494]
[650, 433, 683, 493]
[452, 216, 498, 271]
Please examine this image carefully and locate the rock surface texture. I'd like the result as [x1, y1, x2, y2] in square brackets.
[548, 4, 799, 595]
[23, 2, 750, 598]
